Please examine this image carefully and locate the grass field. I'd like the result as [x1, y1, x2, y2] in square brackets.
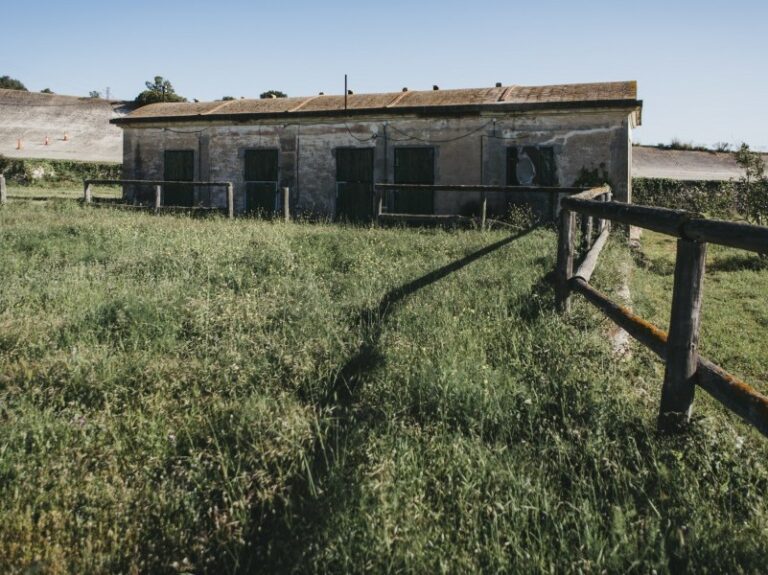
[1, 200, 767, 573]
[631, 230, 768, 385]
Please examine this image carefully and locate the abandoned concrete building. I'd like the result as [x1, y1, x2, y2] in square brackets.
[111, 81, 642, 219]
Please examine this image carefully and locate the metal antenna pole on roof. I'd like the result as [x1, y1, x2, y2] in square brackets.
[344, 74, 348, 114]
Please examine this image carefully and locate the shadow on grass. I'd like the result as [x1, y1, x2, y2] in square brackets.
[517, 269, 557, 325]
[239, 225, 540, 571]
[708, 253, 768, 273]
[322, 226, 540, 410]
[630, 248, 675, 276]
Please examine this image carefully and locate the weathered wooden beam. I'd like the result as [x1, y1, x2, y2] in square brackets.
[154, 185, 162, 213]
[597, 193, 611, 233]
[373, 183, 586, 194]
[376, 189, 384, 224]
[85, 179, 232, 187]
[570, 277, 668, 358]
[481, 192, 487, 231]
[227, 183, 235, 219]
[556, 209, 577, 313]
[551, 192, 559, 221]
[562, 193, 768, 254]
[580, 214, 594, 253]
[561, 197, 693, 237]
[683, 218, 768, 255]
[0, 174, 6, 205]
[283, 187, 290, 223]
[571, 185, 612, 201]
[696, 357, 768, 439]
[659, 239, 707, 431]
[574, 227, 611, 283]
[84, 182, 93, 204]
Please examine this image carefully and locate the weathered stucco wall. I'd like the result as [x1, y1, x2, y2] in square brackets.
[122, 108, 634, 216]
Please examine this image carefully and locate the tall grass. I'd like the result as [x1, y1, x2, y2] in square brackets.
[0, 201, 766, 573]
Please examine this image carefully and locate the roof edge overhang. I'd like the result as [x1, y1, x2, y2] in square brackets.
[112, 99, 644, 127]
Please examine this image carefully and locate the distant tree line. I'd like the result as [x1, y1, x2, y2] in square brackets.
[2, 74, 289, 105]
[0, 75, 28, 91]
[649, 138, 732, 153]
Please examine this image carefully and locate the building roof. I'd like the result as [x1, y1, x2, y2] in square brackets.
[113, 81, 641, 125]
[632, 146, 768, 181]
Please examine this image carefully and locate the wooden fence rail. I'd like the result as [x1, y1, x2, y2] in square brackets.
[558, 187, 768, 438]
[373, 183, 598, 229]
[83, 179, 236, 219]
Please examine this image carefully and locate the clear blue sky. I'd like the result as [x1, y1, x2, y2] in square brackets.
[2, 0, 766, 149]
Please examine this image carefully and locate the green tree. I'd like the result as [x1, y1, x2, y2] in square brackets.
[221, 96, 235, 101]
[260, 90, 287, 99]
[40, 88, 54, 94]
[735, 143, 768, 226]
[135, 76, 187, 106]
[0, 76, 28, 91]
[89, 90, 101, 99]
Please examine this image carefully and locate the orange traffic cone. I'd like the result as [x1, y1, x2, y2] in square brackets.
[44, 136, 49, 146]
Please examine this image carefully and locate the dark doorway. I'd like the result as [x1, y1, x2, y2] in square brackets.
[336, 148, 374, 222]
[394, 147, 434, 214]
[244, 149, 279, 214]
[163, 150, 195, 207]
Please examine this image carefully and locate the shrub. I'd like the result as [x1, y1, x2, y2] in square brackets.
[0, 155, 120, 186]
[632, 178, 738, 218]
[0, 75, 27, 91]
[735, 143, 768, 226]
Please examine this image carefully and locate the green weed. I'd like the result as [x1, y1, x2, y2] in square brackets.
[0, 203, 766, 573]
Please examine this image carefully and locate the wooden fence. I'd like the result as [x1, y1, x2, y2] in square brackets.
[2, 178, 293, 222]
[557, 186, 768, 438]
[83, 179, 237, 219]
[373, 183, 590, 228]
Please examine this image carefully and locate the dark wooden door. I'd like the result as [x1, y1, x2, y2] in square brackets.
[244, 149, 279, 214]
[336, 148, 374, 222]
[163, 150, 195, 207]
[394, 147, 434, 214]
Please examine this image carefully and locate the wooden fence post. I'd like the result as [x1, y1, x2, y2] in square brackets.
[556, 208, 576, 313]
[376, 189, 383, 225]
[597, 194, 606, 233]
[551, 192, 560, 221]
[154, 185, 162, 213]
[659, 238, 707, 431]
[227, 183, 234, 219]
[0, 174, 6, 205]
[580, 214, 593, 253]
[283, 187, 290, 223]
[481, 191, 487, 231]
[84, 181, 93, 204]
